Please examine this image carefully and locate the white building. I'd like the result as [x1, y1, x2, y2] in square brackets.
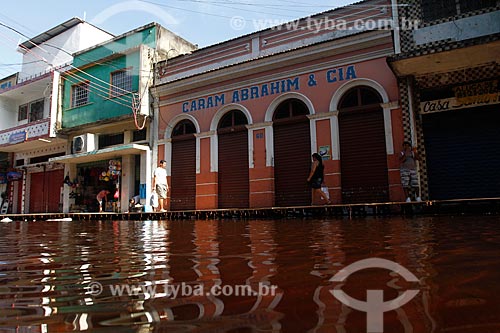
[0, 18, 113, 213]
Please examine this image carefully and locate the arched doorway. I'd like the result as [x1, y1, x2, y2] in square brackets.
[217, 110, 249, 208]
[338, 86, 388, 203]
[273, 98, 311, 206]
[171, 119, 197, 210]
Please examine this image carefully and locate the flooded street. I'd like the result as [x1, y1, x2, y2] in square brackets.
[1, 216, 499, 332]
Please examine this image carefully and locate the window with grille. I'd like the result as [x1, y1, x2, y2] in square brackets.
[421, 0, 497, 21]
[29, 99, 44, 122]
[72, 82, 89, 107]
[110, 69, 132, 97]
[18, 104, 28, 121]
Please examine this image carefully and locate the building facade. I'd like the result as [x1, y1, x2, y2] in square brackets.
[154, 0, 406, 210]
[50, 23, 197, 213]
[389, 0, 500, 200]
[0, 18, 114, 213]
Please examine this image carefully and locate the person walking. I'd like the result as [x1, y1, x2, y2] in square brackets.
[399, 141, 421, 202]
[152, 160, 169, 212]
[307, 153, 331, 205]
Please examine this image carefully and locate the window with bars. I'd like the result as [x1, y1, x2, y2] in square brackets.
[71, 82, 90, 107]
[29, 99, 44, 122]
[421, 0, 497, 22]
[110, 69, 132, 97]
[18, 104, 28, 121]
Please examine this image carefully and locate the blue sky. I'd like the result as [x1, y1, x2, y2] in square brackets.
[0, 0, 355, 77]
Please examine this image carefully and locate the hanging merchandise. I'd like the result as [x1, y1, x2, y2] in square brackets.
[108, 160, 122, 179]
[99, 171, 109, 182]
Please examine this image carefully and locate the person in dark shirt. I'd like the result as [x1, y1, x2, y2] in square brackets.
[307, 153, 331, 205]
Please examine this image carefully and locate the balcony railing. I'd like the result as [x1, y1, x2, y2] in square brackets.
[0, 119, 50, 146]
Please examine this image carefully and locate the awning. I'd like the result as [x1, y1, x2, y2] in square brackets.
[49, 143, 150, 164]
[389, 40, 500, 77]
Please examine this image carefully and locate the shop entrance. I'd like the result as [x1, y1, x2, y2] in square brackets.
[171, 120, 197, 211]
[422, 105, 500, 199]
[74, 159, 122, 212]
[30, 169, 64, 213]
[217, 110, 249, 209]
[338, 86, 388, 203]
[273, 98, 311, 207]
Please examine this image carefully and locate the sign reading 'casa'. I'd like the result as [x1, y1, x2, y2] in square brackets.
[182, 65, 357, 113]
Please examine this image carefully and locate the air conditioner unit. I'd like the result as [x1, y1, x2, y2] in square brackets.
[72, 133, 95, 154]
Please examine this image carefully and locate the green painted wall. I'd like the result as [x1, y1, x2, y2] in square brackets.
[74, 26, 157, 67]
[62, 26, 157, 128]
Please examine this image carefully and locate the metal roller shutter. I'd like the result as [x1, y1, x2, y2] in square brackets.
[218, 130, 249, 208]
[171, 136, 196, 210]
[339, 108, 388, 203]
[423, 105, 500, 199]
[274, 118, 311, 207]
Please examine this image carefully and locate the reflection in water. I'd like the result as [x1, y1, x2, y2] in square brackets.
[0, 217, 499, 332]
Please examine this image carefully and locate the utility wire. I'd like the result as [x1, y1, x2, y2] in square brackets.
[0, 21, 138, 111]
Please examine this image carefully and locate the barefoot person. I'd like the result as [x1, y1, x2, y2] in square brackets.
[152, 160, 169, 212]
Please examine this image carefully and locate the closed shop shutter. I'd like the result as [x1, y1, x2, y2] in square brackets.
[274, 118, 311, 206]
[30, 169, 63, 213]
[30, 172, 44, 213]
[218, 130, 249, 208]
[339, 108, 388, 203]
[171, 136, 196, 210]
[423, 105, 500, 199]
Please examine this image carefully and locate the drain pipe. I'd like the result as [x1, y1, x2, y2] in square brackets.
[391, 0, 402, 54]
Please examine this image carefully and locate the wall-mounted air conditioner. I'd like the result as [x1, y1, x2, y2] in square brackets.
[72, 133, 95, 154]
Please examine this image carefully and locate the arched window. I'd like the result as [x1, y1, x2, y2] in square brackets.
[172, 119, 196, 137]
[339, 86, 382, 111]
[273, 98, 309, 120]
[217, 110, 248, 132]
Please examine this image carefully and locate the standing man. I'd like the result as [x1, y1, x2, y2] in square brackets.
[399, 141, 421, 202]
[152, 160, 169, 212]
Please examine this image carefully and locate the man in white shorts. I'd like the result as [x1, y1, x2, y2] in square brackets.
[152, 160, 169, 212]
[400, 141, 421, 202]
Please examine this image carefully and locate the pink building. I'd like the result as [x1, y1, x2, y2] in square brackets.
[153, 0, 405, 210]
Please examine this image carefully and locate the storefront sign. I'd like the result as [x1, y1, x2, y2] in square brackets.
[7, 171, 22, 182]
[453, 80, 498, 99]
[182, 65, 357, 113]
[0, 74, 17, 91]
[420, 92, 500, 114]
[9, 131, 27, 144]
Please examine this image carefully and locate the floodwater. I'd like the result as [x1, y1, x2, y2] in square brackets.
[0, 217, 499, 333]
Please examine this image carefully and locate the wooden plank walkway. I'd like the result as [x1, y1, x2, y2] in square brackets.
[1, 198, 500, 222]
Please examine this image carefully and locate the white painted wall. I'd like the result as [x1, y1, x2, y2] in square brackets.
[0, 22, 114, 132]
[0, 97, 16, 130]
[19, 22, 113, 81]
[77, 23, 114, 54]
